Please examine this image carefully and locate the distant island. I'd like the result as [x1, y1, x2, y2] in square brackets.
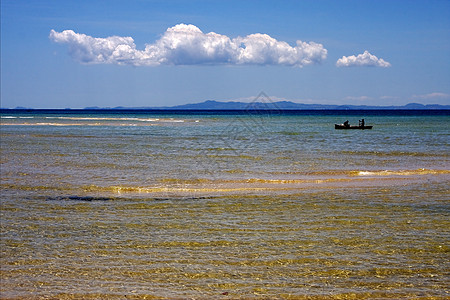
[85, 100, 449, 110]
[2, 100, 449, 111]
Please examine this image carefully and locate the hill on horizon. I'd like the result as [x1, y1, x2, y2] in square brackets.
[106, 100, 449, 110]
[2, 100, 449, 110]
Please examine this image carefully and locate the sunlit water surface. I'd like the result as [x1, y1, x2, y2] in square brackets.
[1, 111, 449, 299]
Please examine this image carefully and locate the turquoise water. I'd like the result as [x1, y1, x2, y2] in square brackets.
[1, 110, 449, 298]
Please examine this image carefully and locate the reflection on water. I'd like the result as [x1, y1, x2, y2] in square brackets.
[1, 111, 449, 298]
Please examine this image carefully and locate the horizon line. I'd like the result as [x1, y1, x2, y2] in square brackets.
[1, 100, 450, 111]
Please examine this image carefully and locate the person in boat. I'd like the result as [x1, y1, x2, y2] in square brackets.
[359, 119, 365, 127]
[344, 120, 350, 127]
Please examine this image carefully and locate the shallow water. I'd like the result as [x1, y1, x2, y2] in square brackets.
[1, 110, 449, 298]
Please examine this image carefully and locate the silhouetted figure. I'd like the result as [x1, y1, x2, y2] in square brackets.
[344, 120, 350, 128]
[359, 119, 365, 127]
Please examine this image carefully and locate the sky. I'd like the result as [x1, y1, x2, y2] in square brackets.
[1, 0, 450, 108]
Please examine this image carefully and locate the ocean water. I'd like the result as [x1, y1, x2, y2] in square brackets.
[1, 110, 449, 299]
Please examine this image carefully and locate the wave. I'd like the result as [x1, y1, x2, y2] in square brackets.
[357, 169, 450, 176]
[1, 116, 35, 119]
[0, 122, 134, 126]
[259, 168, 450, 178]
[341, 150, 447, 157]
[0, 116, 195, 126]
[1, 122, 111, 126]
[46, 116, 161, 121]
[2, 168, 447, 197]
[45, 116, 190, 123]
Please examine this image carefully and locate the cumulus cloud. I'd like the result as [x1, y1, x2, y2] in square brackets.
[336, 50, 391, 67]
[50, 24, 327, 67]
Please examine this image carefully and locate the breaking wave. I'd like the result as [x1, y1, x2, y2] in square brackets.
[357, 169, 450, 176]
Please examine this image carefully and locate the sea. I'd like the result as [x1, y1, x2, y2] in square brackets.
[1, 109, 449, 299]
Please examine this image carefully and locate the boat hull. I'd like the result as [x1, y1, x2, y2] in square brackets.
[335, 124, 373, 130]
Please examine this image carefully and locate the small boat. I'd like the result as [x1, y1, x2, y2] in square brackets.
[335, 124, 373, 130]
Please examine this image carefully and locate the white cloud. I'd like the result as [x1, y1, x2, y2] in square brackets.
[412, 92, 450, 99]
[336, 50, 391, 67]
[50, 24, 327, 67]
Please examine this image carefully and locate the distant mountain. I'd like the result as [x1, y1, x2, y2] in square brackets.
[147, 100, 450, 110]
[2, 101, 449, 111]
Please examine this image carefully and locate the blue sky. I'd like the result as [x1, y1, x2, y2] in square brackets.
[1, 0, 450, 108]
